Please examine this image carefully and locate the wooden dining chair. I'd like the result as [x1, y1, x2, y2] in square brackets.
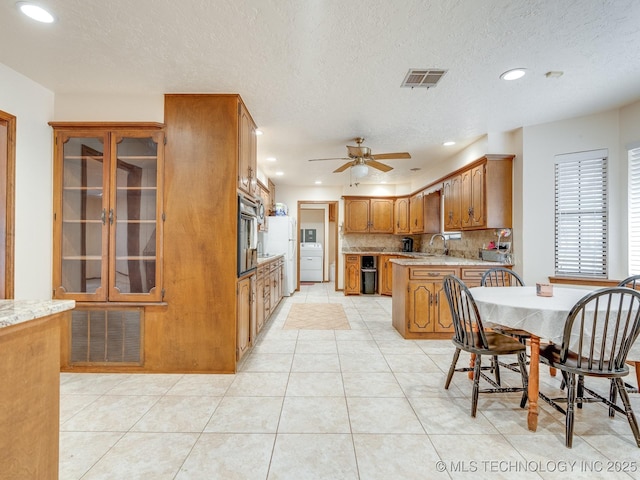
[443, 275, 529, 417]
[618, 276, 640, 394]
[538, 287, 640, 448]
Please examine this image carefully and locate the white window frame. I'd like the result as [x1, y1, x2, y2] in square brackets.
[554, 149, 608, 278]
[628, 144, 640, 275]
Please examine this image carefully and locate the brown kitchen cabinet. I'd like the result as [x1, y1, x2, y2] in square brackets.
[50, 123, 165, 303]
[343, 197, 394, 233]
[256, 266, 266, 334]
[443, 174, 462, 231]
[237, 273, 256, 361]
[443, 154, 513, 232]
[344, 254, 361, 295]
[409, 191, 424, 233]
[394, 196, 410, 234]
[423, 190, 441, 233]
[392, 264, 457, 339]
[238, 102, 258, 197]
[258, 181, 269, 232]
[379, 254, 401, 295]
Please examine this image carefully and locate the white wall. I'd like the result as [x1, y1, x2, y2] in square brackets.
[0, 63, 54, 299]
[54, 93, 164, 122]
[521, 108, 628, 284]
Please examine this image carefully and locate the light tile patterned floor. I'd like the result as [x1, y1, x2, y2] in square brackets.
[60, 282, 640, 479]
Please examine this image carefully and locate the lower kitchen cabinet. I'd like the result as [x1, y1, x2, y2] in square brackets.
[236, 274, 256, 361]
[392, 264, 457, 339]
[344, 255, 361, 295]
[379, 255, 400, 296]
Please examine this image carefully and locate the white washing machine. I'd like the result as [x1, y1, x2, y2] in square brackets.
[300, 243, 323, 282]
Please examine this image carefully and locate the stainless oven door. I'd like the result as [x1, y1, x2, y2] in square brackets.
[238, 196, 258, 276]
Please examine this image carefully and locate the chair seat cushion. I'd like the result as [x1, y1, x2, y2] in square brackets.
[540, 343, 630, 376]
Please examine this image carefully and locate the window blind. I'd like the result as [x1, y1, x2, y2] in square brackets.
[629, 147, 640, 274]
[555, 151, 608, 278]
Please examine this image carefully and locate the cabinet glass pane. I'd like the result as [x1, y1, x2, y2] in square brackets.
[113, 136, 158, 294]
[61, 137, 105, 294]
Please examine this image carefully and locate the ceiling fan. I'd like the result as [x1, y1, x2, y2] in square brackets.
[308, 137, 411, 177]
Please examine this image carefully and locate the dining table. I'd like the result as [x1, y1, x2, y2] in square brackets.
[468, 285, 640, 432]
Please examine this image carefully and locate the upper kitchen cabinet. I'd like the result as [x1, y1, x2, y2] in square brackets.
[238, 103, 258, 197]
[344, 197, 394, 233]
[394, 196, 410, 234]
[423, 190, 441, 233]
[443, 154, 513, 232]
[50, 123, 165, 303]
[409, 191, 424, 233]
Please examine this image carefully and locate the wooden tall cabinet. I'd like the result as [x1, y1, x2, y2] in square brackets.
[51, 123, 164, 370]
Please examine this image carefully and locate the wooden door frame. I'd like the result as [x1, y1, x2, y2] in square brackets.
[0, 110, 16, 299]
[297, 200, 340, 292]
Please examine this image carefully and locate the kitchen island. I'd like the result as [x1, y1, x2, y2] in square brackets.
[0, 299, 75, 480]
[390, 256, 507, 339]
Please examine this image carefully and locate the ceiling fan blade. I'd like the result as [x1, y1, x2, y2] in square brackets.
[366, 160, 394, 172]
[333, 161, 353, 173]
[308, 157, 349, 162]
[370, 152, 411, 160]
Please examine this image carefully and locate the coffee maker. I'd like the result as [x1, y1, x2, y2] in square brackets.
[402, 237, 413, 252]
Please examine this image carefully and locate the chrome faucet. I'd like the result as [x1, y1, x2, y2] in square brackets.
[429, 233, 449, 256]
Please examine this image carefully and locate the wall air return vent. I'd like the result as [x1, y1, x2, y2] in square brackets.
[401, 69, 448, 88]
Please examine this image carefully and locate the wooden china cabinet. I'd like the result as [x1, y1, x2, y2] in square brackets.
[50, 122, 164, 367]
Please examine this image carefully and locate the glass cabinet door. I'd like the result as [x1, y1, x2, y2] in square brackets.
[53, 126, 164, 303]
[55, 133, 110, 300]
[108, 131, 164, 301]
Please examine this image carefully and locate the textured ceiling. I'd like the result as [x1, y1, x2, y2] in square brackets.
[1, 0, 639, 187]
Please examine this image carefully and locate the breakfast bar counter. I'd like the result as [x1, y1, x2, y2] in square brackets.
[0, 299, 75, 480]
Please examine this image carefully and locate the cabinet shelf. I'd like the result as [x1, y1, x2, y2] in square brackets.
[63, 219, 103, 224]
[115, 187, 157, 191]
[63, 256, 102, 261]
[115, 256, 156, 261]
[115, 220, 156, 224]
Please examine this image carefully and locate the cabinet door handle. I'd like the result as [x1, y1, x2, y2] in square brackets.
[101, 209, 106, 225]
[429, 291, 433, 306]
[428, 272, 439, 277]
[109, 209, 114, 225]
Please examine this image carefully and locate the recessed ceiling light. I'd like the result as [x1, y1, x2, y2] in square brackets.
[500, 68, 526, 81]
[255, 129, 263, 135]
[16, 2, 55, 23]
[266, 157, 276, 162]
[443, 141, 456, 146]
[314, 180, 322, 185]
[380, 181, 387, 184]
[275, 171, 284, 176]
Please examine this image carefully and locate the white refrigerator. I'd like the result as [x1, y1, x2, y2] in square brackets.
[265, 216, 297, 296]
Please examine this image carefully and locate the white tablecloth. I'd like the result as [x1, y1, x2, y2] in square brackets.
[469, 286, 640, 360]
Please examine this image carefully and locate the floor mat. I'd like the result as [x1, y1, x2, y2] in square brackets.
[283, 303, 350, 330]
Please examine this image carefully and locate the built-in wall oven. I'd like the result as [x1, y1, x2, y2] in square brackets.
[238, 195, 259, 276]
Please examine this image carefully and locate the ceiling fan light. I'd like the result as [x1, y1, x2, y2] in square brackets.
[351, 164, 369, 178]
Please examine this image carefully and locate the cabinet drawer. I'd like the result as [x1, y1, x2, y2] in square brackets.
[409, 267, 458, 280]
[459, 268, 489, 282]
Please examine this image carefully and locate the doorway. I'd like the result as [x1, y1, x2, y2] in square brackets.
[297, 201, 339, 291]
[0, 110, 16, 299]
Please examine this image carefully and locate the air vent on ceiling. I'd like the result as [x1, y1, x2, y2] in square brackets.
[401, 69, 448, 88]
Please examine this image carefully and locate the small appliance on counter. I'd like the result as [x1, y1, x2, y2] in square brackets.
[402, 237, 413, 252]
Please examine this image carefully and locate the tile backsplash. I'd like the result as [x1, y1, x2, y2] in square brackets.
[342, 229, 513, 260]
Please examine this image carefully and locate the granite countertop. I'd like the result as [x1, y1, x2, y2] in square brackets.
[389, 256, 505, 266]
[257, 253, 284, 264]
[342, 250, 505, 266]
[0, 299, 75, 329]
